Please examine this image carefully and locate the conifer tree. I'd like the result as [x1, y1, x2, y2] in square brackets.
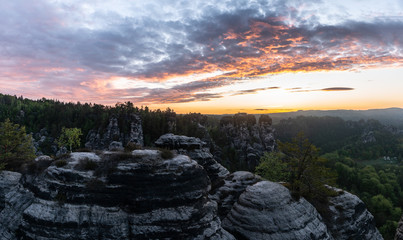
[0, 119, 36, 171]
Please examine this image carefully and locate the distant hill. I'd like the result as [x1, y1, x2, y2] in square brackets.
[268, 108, 403, 128]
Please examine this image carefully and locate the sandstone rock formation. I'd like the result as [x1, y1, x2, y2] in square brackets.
[396, 215, 403, 240]
[0, 151, 234, 240]
[85, 114, 143, 150]
[222, 181, 333, 240]
[210, 171, 261, 220]
[324, 187, 383, 240]
[219, 113, 276, 170]
[155, 134, 230, 191]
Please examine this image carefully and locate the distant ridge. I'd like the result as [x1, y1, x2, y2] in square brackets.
[269, 108, 403, 127]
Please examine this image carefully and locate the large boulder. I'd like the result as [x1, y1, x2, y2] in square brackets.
[323, 187, 383, 240]
[222, 181, 333, 240]
[0, 151, 234, 240]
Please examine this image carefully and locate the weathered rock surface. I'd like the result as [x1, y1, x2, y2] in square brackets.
[85, 114, 143, 150]
[0, 151, 234, 240]
[155, 134, 230, 191]
[0, 171, 34, 240]
[219, 113, 276, 170]
[323, 187, 383, 240]
[210, 171, 261, 220]
[396, 215, 403, 240]
[222, 181, 333, 240]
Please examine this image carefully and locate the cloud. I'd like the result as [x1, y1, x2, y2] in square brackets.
[0, 0, 401, 105]
[231, 87, 280, 96]
[290, 87, 355, 92]
[321, 87, 354, 91]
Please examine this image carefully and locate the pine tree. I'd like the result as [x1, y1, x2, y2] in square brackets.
[0, 119, 36, 171]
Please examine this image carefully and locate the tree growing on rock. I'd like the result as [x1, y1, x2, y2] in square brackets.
[256, 132, 336, 201]
[57, 127, 82, 152]
[0, 119, 36, 171]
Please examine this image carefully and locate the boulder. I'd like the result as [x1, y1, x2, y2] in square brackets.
[222, 181, 333, 240]
[210, 171, 261, 219]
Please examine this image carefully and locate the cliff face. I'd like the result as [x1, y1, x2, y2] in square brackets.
[219, 113, 276, 170]
[0, 133, 383, 240]
[324, 187, 383, 240]
[85, 114, 144, 150]
[0, 151, 233, 240]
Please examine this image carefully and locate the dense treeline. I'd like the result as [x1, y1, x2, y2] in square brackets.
[0, 93, 201, 148]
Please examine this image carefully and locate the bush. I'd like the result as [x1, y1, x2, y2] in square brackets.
[125, 142, 142, 152]
[55, 160, 67, 168]
[74, 157, 98, 171]
[160, 148, 174, 159]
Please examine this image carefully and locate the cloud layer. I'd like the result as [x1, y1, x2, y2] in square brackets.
[0, 0, 402, 104]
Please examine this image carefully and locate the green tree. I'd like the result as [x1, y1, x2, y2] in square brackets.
[0, 119, 36, 171]
[57, 127, 82, 152]
[255, 152, 289, 182]
[264, 132, 336, 201]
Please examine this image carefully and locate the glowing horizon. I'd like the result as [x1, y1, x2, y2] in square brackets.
[1, 0, 403, 113]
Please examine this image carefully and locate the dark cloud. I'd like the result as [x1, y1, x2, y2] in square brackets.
[321, 87, 354, 91]
[0, 0, 401, 105]
[290, 87, 355, 92]
[231, 87, 280, 96]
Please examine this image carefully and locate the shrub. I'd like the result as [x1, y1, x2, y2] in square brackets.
[160, 148, 174, 159]
[55, 160, 67, 168]
[125, 142, 142, 152]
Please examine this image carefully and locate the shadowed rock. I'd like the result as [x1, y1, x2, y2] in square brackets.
[0, 151, 234, 240]
[323, 187, 383, 240]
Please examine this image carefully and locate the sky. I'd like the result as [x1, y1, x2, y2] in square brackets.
[0, 0, 403, 114]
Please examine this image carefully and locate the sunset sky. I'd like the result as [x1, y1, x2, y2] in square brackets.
[1, 0, 403, 114]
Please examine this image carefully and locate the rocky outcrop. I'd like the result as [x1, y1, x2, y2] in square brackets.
[85, 114, 143, 150]
[323, 187, 383, 240]
[155, 134, 230, 191]
[0, 171, 34, 240]
[222, 181, 333, 240]
[210, 171, 261, 220]
[396, 215, 403, 240]
[0, 151, 234, 240]
[219, 113, 276, 170]
[32, 128, 58, 156]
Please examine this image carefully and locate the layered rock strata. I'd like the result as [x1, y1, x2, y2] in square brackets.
[210, 171, 261, 219]
[155, 134, 230, 191]
[222, 181, 333, 240]
[324, 187, 383, 240]
[1, 151, 234, 240]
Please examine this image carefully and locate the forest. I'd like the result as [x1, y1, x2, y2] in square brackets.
[1, 93, 402, 239]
